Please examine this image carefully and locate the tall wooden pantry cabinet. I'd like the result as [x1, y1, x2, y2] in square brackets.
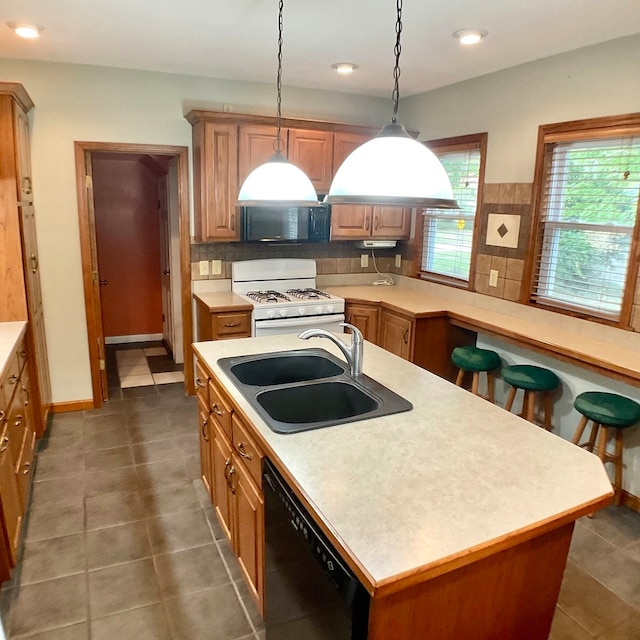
[0, 82, 51, 437]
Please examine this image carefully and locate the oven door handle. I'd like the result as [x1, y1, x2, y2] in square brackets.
[255, 313, 345, 330]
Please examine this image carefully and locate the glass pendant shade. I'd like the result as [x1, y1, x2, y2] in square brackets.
[327, 123, 458, 208]
[237, 152, 319, 206]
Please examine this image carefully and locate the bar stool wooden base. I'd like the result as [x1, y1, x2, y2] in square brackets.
[502, 365, 559, 430]
[451, 346, 501, 403]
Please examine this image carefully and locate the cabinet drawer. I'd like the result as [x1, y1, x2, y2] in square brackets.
[195, 359, 210, 405]
[212, 312, 251, 339]
[209, 379, 232, 439]
[232, 415, 263, 487]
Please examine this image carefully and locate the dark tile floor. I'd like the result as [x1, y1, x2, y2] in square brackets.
[0, 341, 638, 638]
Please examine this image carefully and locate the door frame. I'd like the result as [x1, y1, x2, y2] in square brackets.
[74, 141, 192, 407]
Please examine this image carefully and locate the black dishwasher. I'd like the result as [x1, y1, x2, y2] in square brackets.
[263, 459, 370, 640]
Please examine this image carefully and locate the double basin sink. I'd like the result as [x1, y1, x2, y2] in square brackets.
[217, 348, 412, 434]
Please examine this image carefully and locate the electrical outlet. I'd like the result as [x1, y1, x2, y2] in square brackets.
[395, 254, 402, 268]
[223, 104, 233, 112]
[199, 260, 210, 276]
[489, 269, 499, 287]
[360, 254, 369, 268]
[211, 260, 222, 275]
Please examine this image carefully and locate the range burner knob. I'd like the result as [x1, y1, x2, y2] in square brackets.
[327, 305, 335, 313]
[297, 307, 306, 316]
[316, 306, 323, 315]
[279, 309, 288, 318]
[267, 310, 277, 319]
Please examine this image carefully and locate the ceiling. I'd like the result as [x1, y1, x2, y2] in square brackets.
[1, 0, 639, 98]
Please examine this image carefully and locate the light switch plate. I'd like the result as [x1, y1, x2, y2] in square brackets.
[395, 254, 402, 268]
[361, 254, 369, 268]
[489, 269, 498, 287]
[199, 260, 210, 276]
[211, 260, 222, 275]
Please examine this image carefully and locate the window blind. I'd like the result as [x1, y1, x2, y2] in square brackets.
[421, 148, 481, 281]
[531, 136, 640, 319]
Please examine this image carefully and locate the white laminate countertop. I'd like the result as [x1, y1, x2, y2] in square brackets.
[0, 322, 26, 378]
[194, 334, 613, 594]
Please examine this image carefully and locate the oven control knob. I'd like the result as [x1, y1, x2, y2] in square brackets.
[297, 307, 306, 316]
[279, 309, 287, 318]
[268, 310, 277, 319]
[316, 306, 323, 315]
[326, 305, 335, 313]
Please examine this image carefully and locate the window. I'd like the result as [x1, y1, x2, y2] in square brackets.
[530, 115, 640, 323]
[419, 133, 487, 283]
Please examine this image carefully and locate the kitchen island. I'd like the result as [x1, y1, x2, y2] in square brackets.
[194, 333, 613, 639]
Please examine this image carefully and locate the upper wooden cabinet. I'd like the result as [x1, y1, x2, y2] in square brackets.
[185, 110, 379, 242]
[331, 204, 411, 240]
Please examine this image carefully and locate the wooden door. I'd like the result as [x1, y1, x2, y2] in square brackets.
[238, 124, 279, 185]
[199, 402, 212, 496]
[332, 131, 370, 172]
[288, 129, 333, 192]
[84, 154, 109, 401]
[0, 423, 22, 564]
[12, 102, 32, 203]
[331, 205, 372, 239]
[211, 422, 233, 541]
[18, 206, 41, 313]
[158, 176, 173, 353]
[372, 206, 411, 239]
[93, 155, 163, 340]
[379, 310, 414, 360]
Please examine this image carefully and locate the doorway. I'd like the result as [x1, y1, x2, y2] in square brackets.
[75, 142, 192, 408]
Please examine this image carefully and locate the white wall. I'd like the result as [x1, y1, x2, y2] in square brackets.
[0, 60, 390, 403]
[402, 35, 640, 183]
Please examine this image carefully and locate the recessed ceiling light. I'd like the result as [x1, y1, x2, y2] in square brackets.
[331, 62, 359, 76]
[7, 23, 42, 39]
[452, 29, 488, 46]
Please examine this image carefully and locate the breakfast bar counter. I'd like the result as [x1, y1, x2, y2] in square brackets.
[194, 333, 613, 639]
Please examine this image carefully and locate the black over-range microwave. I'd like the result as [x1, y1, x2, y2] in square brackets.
[240, 202, 331, 243]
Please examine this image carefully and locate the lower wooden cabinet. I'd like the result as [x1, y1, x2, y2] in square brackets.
[0, 332, 37, 578]
[196, 357, 265, 612]
[196, 299, 252, 342]
[379, 309, 414, 360]
[345, 302, 380, 344]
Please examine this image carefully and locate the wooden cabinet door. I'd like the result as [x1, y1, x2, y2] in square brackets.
[199, 401, 212, 497]
[372, 206, 411, 239]
[194, 121, 239, 241]
[332, 131, 370, 172]
[0, 423, 23, 564]
[211, 422, 234, 541]
[379, 310, 414, 360]
[331, 205, 372, 239]
[233, 456, 264, 608]
[12, 102, 32, 203]
[19, 205, 42, 312]
[288, 129, 333, 192]
[238, 125, 279, 185]
[346, 303, 379, 344]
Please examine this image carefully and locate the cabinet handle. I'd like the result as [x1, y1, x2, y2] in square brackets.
[23, 176, 32, 196]
[223, 322, 240, 328]
[211, 403, 223, 417]
[14, 414, 24, 428]
[365, 215, 370, 231]
[0, 411, 5, 421]
[231, 215, 235, 231]
[30, 254, 38, 274]
[19, 350, 26, 359]
[201, 419, 209, 442]
[22, 461, 31, 475]
[224, 457, 236, 493]
[9, 375, 18, 385]
[403, 328, 409, 344]
[237, 442, 252, 460]
[0, 437, 9, 453]
[195, 377, 206, 389]
[374, 216, 379, 231]
[22, 385, 30, 405]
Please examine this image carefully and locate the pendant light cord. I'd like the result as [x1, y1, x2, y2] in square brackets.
[391, 0, 403, 124]
[275, 0, 284, 155]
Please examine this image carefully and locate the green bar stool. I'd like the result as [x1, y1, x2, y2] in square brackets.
[572, 391, 640, 504]
[451, 346, 501, 402]
[502, 365, 560, 429]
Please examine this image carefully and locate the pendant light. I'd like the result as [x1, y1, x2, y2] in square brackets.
[237, 0, 319, 206]
[327, 0, 458, 209]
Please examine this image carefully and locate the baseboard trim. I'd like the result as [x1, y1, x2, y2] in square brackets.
[51, 400, 94, 413]
[106, 334, 163, 345]
[621, 490, 640, 513]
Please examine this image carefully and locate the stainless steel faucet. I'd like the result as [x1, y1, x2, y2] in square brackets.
[298, 322, 364, 377]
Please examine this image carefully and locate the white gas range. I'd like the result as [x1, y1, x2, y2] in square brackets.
[231, 259, 345, 337]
